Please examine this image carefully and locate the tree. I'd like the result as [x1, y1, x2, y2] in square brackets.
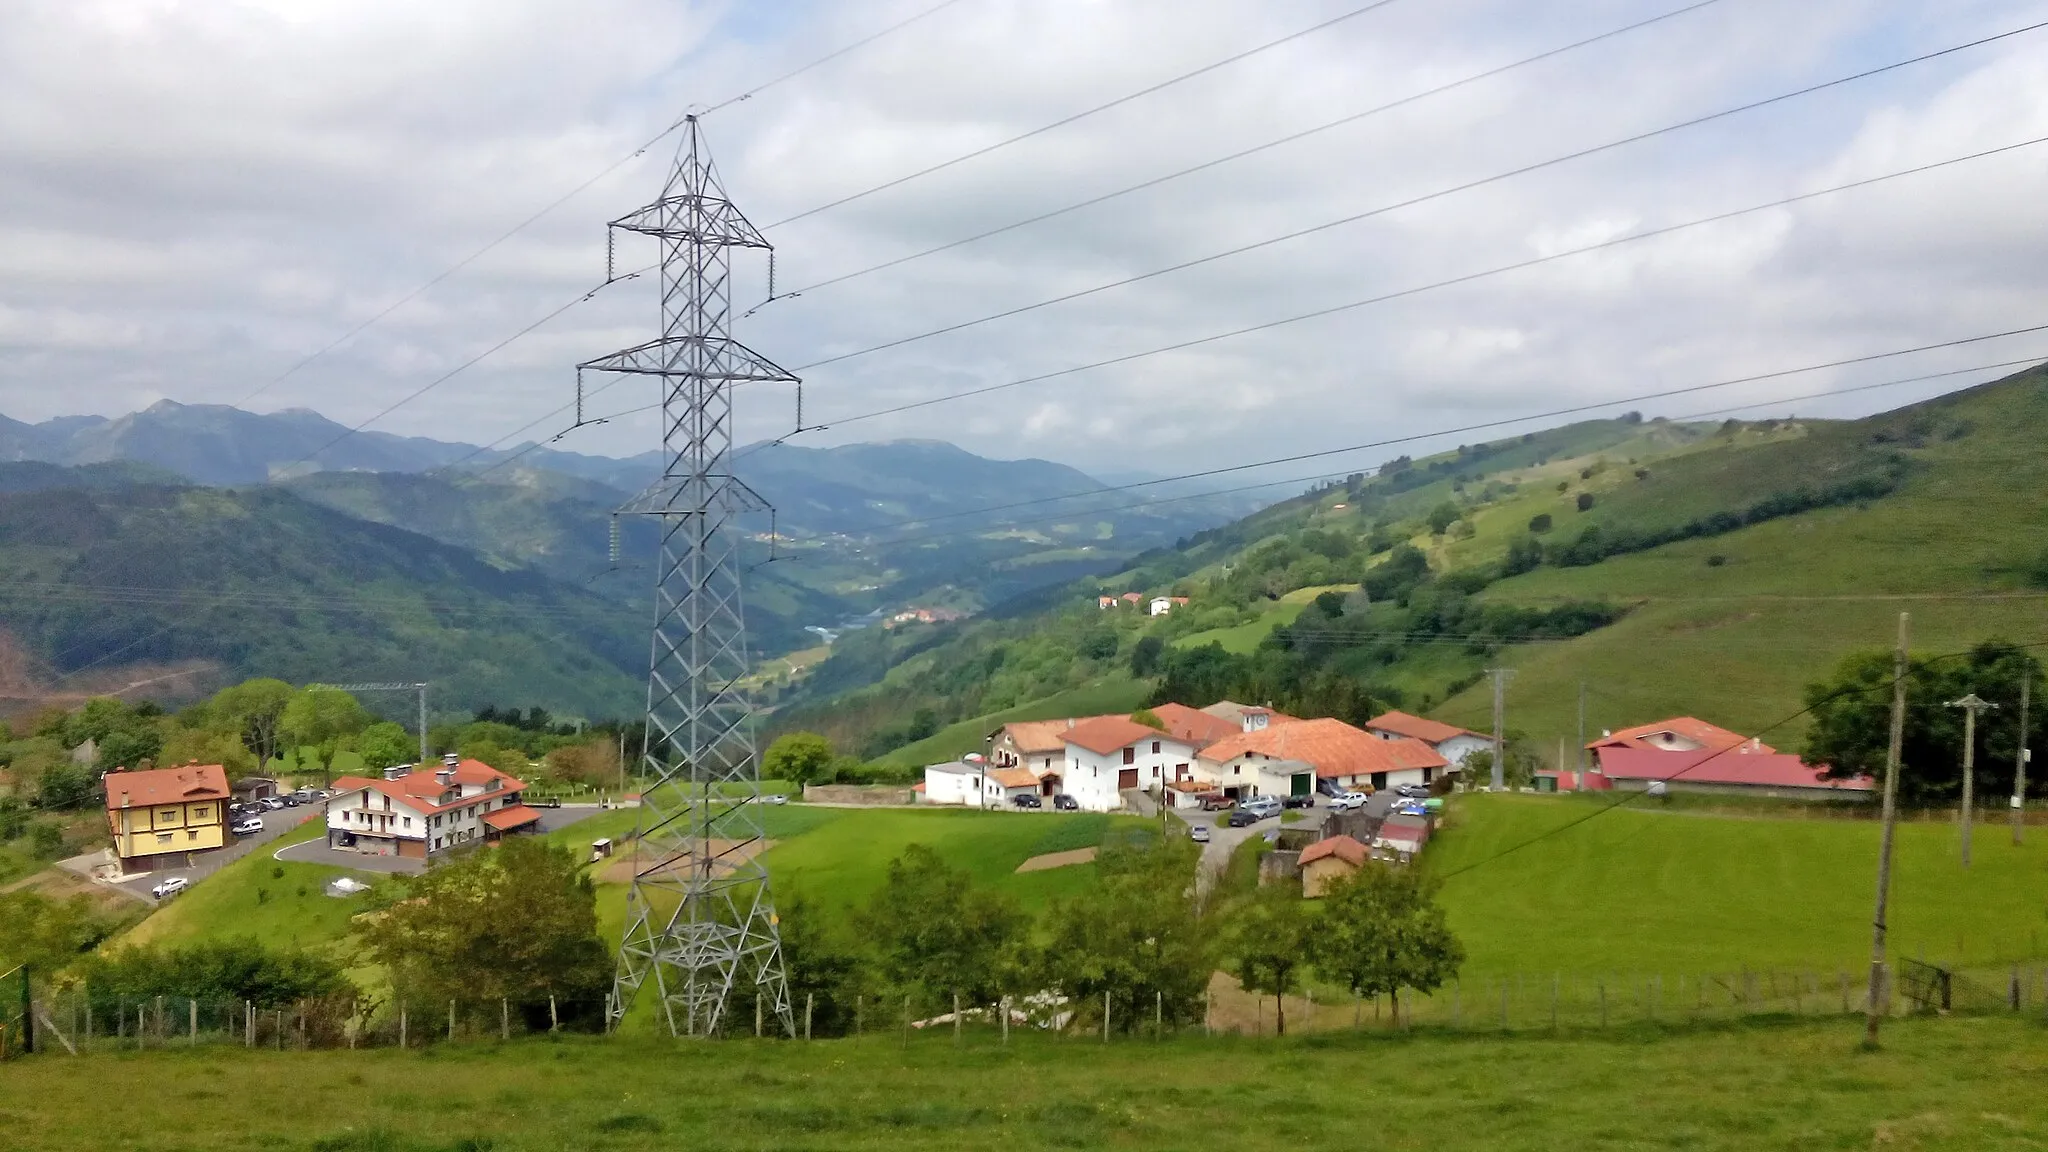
[544, 739, 621, 789]
[1080, 628, 1120, 660]
[1575, 492, 1595, 512]
[211, 678, 293, 767]
[1501, 535, 1543, 577]
[1426, 502, 1462, 536]
[354, 721, 415, 772]
[354, 837, 609, 1005]
[1227, 884, 1312, 1034]
[1803, 639, 2047, 804]
[764, 731, 836, 788]
[279, 686, 371, 784]
[1035, 834, 1212, 1033]
[93, 721, 163, 772]
[1307, 862, 1463, 1024]
[1527, 513, 1553, 534]
[0, 890, 119, 974]
[861, 844, 1025, 1009]
[35, 760, 100, 810]
[1129, 634, 1166, 677]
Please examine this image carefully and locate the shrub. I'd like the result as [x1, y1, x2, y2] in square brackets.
[1706, 554, 1728, 568]
[1527, 513, 1552, 534]
[1576, 493, 1595, 512]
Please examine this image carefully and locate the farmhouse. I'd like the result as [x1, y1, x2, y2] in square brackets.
[327, 753, 539, 859]
[1298, 833, 1370, 897]
[1197, 718, 1446, 799]
[1058, 716, 1200, 811]
[104, 763, 230, 871]
[1148, 702, 1245, 749]
[988, 718, 1107, 774]
[1147, 596, 1189, 616]
[1365, 710, 1489, 768]
[1592, 746, 1873, 800]
[1589, 716, 1774, 755]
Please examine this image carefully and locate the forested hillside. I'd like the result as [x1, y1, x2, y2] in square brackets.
[773, 363, 2048, 770]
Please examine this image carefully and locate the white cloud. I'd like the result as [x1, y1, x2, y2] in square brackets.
[1, 0, 2045, 482]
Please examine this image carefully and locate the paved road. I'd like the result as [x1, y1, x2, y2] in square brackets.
[89, 802, 324, 904]
[274, 802, 610, 874]
[1168, 798, 1333, 894]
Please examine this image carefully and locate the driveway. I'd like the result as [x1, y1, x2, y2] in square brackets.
[1168, 799, 1330, 896]
[98, 802, 324, 904]
[274, 802, 609, 875]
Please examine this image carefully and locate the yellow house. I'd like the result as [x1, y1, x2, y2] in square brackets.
[105, 764, 231, 870]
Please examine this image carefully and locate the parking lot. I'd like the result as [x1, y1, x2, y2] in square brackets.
[274, 802, 607, 874]
[99, 799, 322, 904]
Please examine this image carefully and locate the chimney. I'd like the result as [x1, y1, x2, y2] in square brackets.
[1066, 718, 1075, 729]
[384, 763, 412, 780]
[442, 752, 460, 768]
[436, 768, 456, 787]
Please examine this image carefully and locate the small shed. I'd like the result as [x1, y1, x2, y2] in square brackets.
[1298, 834, 1370, 897]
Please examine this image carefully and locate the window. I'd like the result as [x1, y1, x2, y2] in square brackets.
[1151, 742, 1160, 754]
[156, 833, 172, 845]
[1122, 747, 1136, 765]
[158, 808, 179, 824]
[187, 830, 199, 841]
[402, 817, 412, 829]
[192, 805, 211, 820]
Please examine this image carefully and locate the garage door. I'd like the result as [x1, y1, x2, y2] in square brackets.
[1118, 769, 1139, 789]
[1290, 773, 1311, 797]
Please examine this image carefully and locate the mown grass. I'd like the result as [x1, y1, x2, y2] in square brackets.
[10, 1015, 2048, 1151]
[118, 817, 378, 953]
[1431, 793, 2048, 976]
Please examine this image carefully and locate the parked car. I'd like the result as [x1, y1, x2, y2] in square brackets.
[1226, 808, 1263, 828]
[1239, 796, 1282, 819]
[1010, 793, 1042, 809]
[1395, 803, 1430, 818]
[1198, 793, 1235, 811]
[261, 796, 286, 811]
[1189, 824, 1211, 843]
[1281, 794, 1315, 809]
[1052, 794, 1079, 811]
[231, 816, 265, 836]
[1330, 791, 1368, 811]
[762, 794, 788, 805]
[1396, 783, 1430, 798]
[150, 877, 190, 900]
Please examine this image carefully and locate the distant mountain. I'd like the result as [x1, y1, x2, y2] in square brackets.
[0, 464, 645, 717]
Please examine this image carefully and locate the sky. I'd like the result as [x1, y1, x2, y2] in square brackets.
[2, 0, 2046, 486]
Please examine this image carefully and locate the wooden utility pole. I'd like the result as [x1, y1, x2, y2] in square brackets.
[1865, 612, 1910, 1047]
[1577, 681, 1587, 775]
[2015, 677, 2032, 847]
[1487, 668, 1515, 790]
[1949, 693, 1997, 869]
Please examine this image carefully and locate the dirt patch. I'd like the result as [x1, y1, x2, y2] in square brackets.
[1014, 847, 1097, 873]
[599, 838, 775, 884]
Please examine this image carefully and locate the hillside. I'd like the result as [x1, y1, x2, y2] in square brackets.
[775, 363, 2048, 767]
[0, 472, 646, 716]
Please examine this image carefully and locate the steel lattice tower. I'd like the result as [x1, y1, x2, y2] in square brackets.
[585, 116, 795, 1038]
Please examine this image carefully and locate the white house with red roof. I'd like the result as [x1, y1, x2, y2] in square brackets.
[326, 753, 540, 859]
[1197, 717, 1447, 799]
[1365, 710, 1489, 769]
[1058, 716, 1201, 811]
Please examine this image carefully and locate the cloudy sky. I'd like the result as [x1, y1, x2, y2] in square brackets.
[2, 0, 2045, 485]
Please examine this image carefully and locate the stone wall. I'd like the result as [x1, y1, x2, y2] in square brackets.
[802, 783, 916, 806]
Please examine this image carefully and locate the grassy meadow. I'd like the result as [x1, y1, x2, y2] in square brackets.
[10, 1016, 2048, 1151]
[871, 675, 1151, 769]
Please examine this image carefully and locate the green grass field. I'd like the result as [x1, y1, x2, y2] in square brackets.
[9, 1016, 2048, 1151]
[1431, 793, 2048, 976]
[118, 817, 384, 954]
[1172, 583, 1350, 654]
[873, 675, 1152, 769]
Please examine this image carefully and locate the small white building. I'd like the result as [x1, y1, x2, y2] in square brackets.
[983, 766, 1045, 805]
[921, 761, 985, 806]
[1058, 716, 1201, 812]
[327, 754, 539, 859]
[1365, 710, 1490, 769]
[1148, 596, 1188, 616]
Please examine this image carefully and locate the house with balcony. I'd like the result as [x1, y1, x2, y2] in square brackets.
[104, 763, 230, 872]
[326, 753, 540, 859]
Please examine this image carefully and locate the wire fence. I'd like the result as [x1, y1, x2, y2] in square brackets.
[5, 961, 2044, 1056]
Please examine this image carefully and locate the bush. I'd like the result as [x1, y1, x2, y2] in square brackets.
[1576, 493, 1595, 512]
[1706, 554, 1728, 568]
[1527, 513, 1552, 534]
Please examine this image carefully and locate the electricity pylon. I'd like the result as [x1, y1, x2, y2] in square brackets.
[585, 116, 794, 1038]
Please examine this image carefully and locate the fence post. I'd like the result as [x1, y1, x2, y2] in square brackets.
[1103, 990, 1111, 1043]
[399, 1002, 407, 1050]
[1001, 994, 1010, 1046]
[245, 1000, 253, 1047]
[549, 995, 558, 1033]
[1156, 990, 1163, 1040]
[855, 994, 862, 1037]
[902, 995, 910, 1049]
[448, 1000, 456, 1043]
[953, 991, 961, 1045]
[502, 998, 510, 1041]
[190, 999, 197, 1045]
[805, 993, 814, 1042]
[275, 1008, 283, 1050]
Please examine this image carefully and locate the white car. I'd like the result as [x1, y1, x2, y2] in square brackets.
[1330, 792, 1369, 811]
[150, 876, 190, 900]
[232, 817, 266, 836]
[761, 794, 788, 805]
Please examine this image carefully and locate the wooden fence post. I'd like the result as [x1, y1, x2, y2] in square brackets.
[1002, 995, 1010, 1046]
[549, 995, 558, 1033]
[805, 994, 814, 1041]
[189, 998, 197, 1045]
[501, 998, 510, 1041]
[1103, 990, 1111, 1043]
[953, 991, 961, 1045]
[245, 1000, 253, 1047]
[1156, 990, 1163, 1040]
[399, 1002, 407, 1050]
[448, 999, 456, 1043]
[855, 994, 862, 1037]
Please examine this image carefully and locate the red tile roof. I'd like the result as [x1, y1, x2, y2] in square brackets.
[1590, 717, 1774, 755]
[1150, 703, 1242, 747]
[1120, 592, 1142, 603]
[481, 804, 542, 832]
[1377, 822, 1427, 844]
[1062, 715, 1169, 756]
[1299, 834, 1369, 867]
[998, 717, 1117, 755]
[1197, 718, 1447, 780]
[332, 759, 527, 816]
[1365, 710, 1483, 745]
[987, 767, 1040, 790]
[1594, 747, 1870, 791]
[104, 764, 230, 810]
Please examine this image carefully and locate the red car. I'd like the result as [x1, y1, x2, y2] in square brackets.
[1197, 793, 1234, 811]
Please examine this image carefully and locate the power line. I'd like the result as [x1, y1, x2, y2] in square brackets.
[775, 0, 1729, 300]
[788, 17, 2048, 371]
[222, 0, 967, 409]
[781, 133, 2048, 431]
[760, 0, 1416, 230]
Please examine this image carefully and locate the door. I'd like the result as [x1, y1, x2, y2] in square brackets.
[1371, 772, 1388, 792]
[1290, 773, 1311, 797]
[1118, 768, 1139, 789]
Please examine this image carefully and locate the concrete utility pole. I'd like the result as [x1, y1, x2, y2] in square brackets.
[1576, 681, 1587, 776]
[1486, 668, 1515, 790]
[1865, 612, 1910, 1048]
[2014, 676, 2032, 847]
[1949, 693, 1997, 868]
